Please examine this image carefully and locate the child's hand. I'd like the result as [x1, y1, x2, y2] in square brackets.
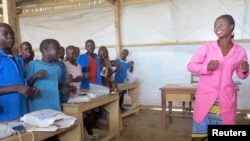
[130, 61, 134, 65]
[207, 60, 219, 71]
[65, 73, 73, 83]
[82, 66, 90, 72]
[240, 61, 249, 73]
[35, 70, 47, 79]
[28, 87, 40, 98]
[73, 76, 83, 82]
[69, 85, 77, 93]
[116, 64, 120, 70]
[17, 85, 40, 97]
[84, 72, 90, 79]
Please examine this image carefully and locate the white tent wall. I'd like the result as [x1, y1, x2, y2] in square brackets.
[19, 7, 116, 49]
[18, 0, 250, 109]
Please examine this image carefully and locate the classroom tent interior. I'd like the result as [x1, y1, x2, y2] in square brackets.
[0, 0, 250, 110]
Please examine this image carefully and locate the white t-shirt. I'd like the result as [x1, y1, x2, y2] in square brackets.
[64, 61, 82, 96]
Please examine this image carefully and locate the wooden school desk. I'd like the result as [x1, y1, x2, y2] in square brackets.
[117, 83, 140, 118]
[159, 83, 239, 129]
[61, 94, 119, 141]
[159, 84, 198, 129]
[0, 117, 79, 141]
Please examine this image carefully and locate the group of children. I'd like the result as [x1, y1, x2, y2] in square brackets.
[0, 22, 134, 140]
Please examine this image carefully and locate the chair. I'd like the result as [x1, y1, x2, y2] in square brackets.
[183, 73, 199, 113]
[190, 73, 200, 84]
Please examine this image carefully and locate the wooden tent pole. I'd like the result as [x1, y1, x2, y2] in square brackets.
[2, 0, 19, 54]
[114, 0, 121, 58]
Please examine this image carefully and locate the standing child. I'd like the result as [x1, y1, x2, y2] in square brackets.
[26, 39, 71, 112]
[77, 39, 102, 89]
[98, 46, 116, 88]
[75, 46, 80, 57]
[54, 46, 75, 103]
[64, 45, 84, 96]
[26, 39, 73, 141]
[59, 46, 65, 61]
[77, 39, 102, 139]
[188, 14, 249, 141]
[0, 23, 39, 122]
[19, 41, 34, 67]
[114, 49, 134, 111]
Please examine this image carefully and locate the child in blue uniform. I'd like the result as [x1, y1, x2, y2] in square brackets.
[26, 39, 72, 112]
[77, 39, 102, 139]
[77, 39, 102, 89]
[114, 49, 134, 111]
[26, 39, 73, 141]
[114, 49, 134, 83]
[0, 23, 39, 122]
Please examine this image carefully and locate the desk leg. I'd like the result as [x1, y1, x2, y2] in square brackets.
[161, 91, 167, 129]
[60, 114, 83, 141]
[103, 99, 119, 141]
[119, 113, 123, 132]
[168, 101, 172, 114]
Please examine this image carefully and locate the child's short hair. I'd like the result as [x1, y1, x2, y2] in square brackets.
[20, 41, 32, 48]
[85, 39, 95, 47]
[122, 49, 129, 54]
[66, 45, 75, 52]
[39, 39, 60, 53]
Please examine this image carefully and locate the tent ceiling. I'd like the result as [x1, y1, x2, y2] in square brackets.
[0, 0, 160, 15]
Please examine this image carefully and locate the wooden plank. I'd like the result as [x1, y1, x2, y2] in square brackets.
[106, 0, 115, 5]
[62, 94, 120, 141]
[0, 117, 79, 141]
[2, 0, 19, 54]
[121, 108, 139, 118]
[62, 95, 118, 114]
[114, 0, 121, 58]
[121, 0, 163, 5]
[118, 83, 139, 90]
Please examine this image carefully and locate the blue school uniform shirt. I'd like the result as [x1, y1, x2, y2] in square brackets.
[0, 50, 28, 122]
[26, 60, 62, 112]
[54, 60, 69, 103]
[114, 59, 131, 83]
[77, 53, 102, 89]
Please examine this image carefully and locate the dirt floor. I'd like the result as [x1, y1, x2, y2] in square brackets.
[94, 108, 250, 141]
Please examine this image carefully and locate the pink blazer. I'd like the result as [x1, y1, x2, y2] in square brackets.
[187, 40, 249, 124]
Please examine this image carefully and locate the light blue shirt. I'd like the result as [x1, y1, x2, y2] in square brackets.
[26, 60, 62, 112]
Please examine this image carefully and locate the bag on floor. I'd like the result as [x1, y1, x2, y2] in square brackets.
[124, 93, 132, 105]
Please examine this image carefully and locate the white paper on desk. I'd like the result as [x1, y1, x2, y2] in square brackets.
[54, 115, 76, 128]
[20, 109, 76, 128]
[26, 125, 58, 132]
[67, 95, 91, 103]
[89, 83, 109, 97]
[8, 122, 25, 128]
[20, 109, 61, 128]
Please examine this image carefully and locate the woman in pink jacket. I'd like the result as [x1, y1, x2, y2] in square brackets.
[188, 14, 249, 141]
